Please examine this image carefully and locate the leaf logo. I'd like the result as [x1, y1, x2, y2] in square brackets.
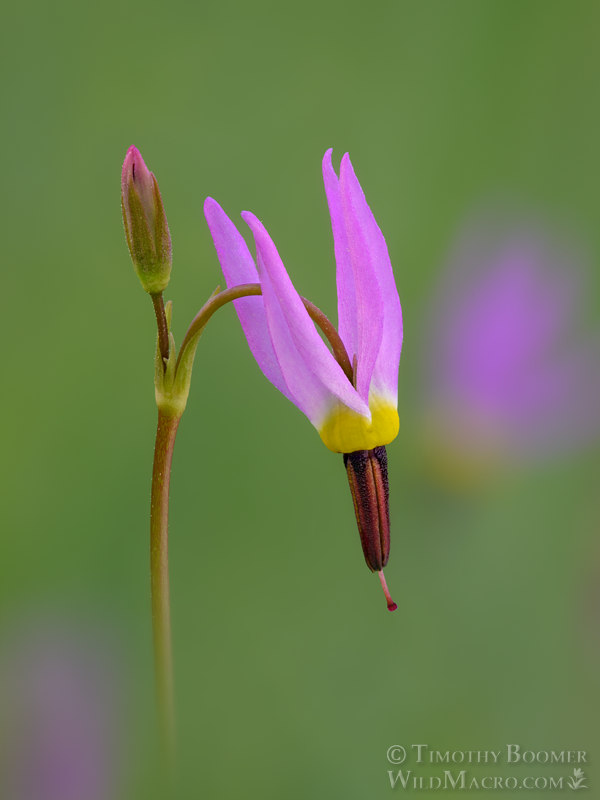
[567, 767, 587, 790]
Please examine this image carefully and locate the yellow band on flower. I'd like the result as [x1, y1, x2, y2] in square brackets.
[318, 395, 399, 453]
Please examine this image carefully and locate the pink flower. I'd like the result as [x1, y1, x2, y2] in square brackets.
[204, 150, 403, 609]
[0, 622, 122, 800]
[421, 220, 600, 483]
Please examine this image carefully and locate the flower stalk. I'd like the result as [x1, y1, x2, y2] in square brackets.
[151, 292, 170, 367]
[177, 283, 353, 382]
[150, 408, 180, 772]
[147, 281, 354, 771]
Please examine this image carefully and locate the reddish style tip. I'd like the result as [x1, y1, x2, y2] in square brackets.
[378, 571, 397, 612]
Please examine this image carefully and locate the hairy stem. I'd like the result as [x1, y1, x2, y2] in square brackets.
[176, 283, 353, 382]
[150, 409, 180, 773]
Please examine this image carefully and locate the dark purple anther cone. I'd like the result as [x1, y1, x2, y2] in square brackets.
[343, 445, 390, 572]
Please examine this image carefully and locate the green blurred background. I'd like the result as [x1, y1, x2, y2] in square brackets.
[2, 0, 599, 797]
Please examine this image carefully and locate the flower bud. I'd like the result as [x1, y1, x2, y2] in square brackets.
[121, 145, 172, 294]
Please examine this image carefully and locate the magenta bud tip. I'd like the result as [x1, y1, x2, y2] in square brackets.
[387, 601, 398, 612]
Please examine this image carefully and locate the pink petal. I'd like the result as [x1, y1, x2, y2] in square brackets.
[322, 149, 358, 365]
[339, 153, 403, 403]
[203, 198, 293, 402]
[241, 210, 371, 427]
[324, 150, 384, 402]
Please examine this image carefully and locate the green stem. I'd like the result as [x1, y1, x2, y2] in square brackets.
[150, 408, 180, 773]
[146, 281, 352, 775]
[151, 292, 170, 369]
[176, 282, 354, 382]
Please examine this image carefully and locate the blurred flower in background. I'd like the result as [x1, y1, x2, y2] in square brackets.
[0, 618, 124, 800]
[419, 217, 600, 489]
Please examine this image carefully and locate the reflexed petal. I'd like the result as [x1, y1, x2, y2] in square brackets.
[324, 150, 384, 403]
[322, 149, 357, 364]
[241, 210, 371, 428]
[339, 153, 403, 404]
[203, 198, 293, 402]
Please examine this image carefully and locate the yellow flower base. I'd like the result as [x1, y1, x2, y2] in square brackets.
[319, 395, 399, 453]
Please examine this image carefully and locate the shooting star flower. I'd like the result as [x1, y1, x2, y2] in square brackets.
[204, 150, 403, 610]
[0, 621, 123, 800]
[420, 220, 600, 486]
